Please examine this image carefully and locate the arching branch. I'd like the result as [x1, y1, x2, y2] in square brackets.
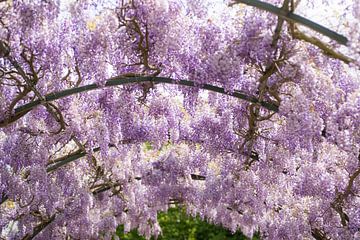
[1, 76, 279, 128]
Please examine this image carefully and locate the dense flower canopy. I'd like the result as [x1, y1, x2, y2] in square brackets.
[0, 0, 359, 239]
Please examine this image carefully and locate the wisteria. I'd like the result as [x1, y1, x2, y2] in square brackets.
[0, 0, 359, 239]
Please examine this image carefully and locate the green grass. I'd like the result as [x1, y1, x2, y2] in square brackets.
[115, 207, 260, 240]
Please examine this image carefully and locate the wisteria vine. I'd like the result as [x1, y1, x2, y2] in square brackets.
[0, 0, 359, 239]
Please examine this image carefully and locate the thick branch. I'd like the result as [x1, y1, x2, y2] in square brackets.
[271, 0, 290, 47]
[291, 26, 354, 64]
[231, 0, 348, 45]
[311, 228, 330, 240]
[22, 214, 56, 240]
[331, 165, 360, 226]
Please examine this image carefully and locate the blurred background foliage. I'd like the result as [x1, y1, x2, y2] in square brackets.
[115, 207, 260, 240]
